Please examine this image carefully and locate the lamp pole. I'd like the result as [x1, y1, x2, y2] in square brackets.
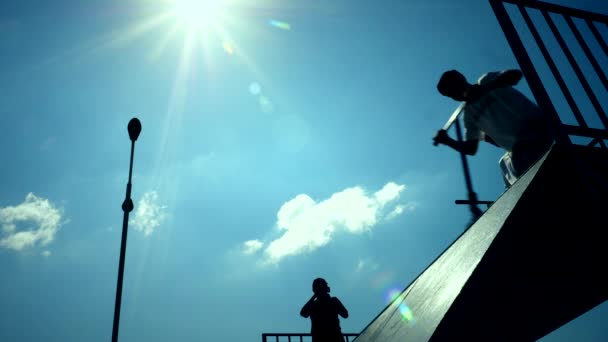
[111, 118, 142, 342]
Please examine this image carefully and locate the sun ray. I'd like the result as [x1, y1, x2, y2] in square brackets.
[149, 22, 182, 62]
[156, 31, 196, 175]
[100, 11, 176, 51]
[198, 27, 214, 77]
[211, 21, 277, 104]
[144, 32, 197, 276]
[15, 11, 177, 75]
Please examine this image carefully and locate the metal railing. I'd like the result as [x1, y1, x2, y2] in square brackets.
[261, 333, 360, 342]
[442, 0, 608, 219]
[489, 0, 608, 148]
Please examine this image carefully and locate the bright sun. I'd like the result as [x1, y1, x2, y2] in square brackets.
[172, 0, 222, 31]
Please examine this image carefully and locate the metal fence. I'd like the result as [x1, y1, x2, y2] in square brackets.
[489, 0, 608, 148]
[261, 333, 360, 342]
[437, 0, 608, 218]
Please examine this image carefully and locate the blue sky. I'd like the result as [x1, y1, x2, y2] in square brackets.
[0, 0, 606, 341]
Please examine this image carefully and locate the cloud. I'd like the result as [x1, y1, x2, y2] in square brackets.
[250, 182, 407, 263]
[385, 202, 417, 221]
[42, 250, 51, 257]
[356, 258, 379, 273]
[0, 193, 63, 251]
[386, 205, 405, 220]
[130, 191, 167, 236]
[242, 239, 264, 255]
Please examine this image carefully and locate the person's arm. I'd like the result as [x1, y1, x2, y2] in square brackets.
[433, 129, 479, 155]
[300, 294, 316, 318]
[481, 69, 522, 91]
[466, 70, 523, 102]
[334, 298, 349, 318]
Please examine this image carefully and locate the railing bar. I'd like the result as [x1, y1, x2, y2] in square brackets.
[300, 336, 303, 342]
[518, 6, 589, 128]
[587, 138, 599, 147]
[585, 19, 608, 58]
[563, 124, 608, 140]
[542, 10, 608, 130]
[564, 16, 608, 92]
[499, 0, 608, 23]
[587, 138, 607, 148]
[489, 0, 570, 145]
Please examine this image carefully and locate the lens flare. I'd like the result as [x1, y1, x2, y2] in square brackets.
[222, 40, 234, 54]
[269, 20, 291, 30]
[249, 82, 261, 95]
[399, 304, 414, 322]
[385, 288, 402, 303]
[259, 96, 274, 113]
[384, 287, 415, 324]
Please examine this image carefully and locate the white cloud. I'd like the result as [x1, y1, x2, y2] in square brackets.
[42, 250, 51, 257]
[0, 193, 63, 251]
[374, 182, 405, 206]
[356, 258, 379, 273]
[130, 191, 167, 236]
[386, 205, 405, 220]
[253, 182, 407, 263]
[242, 239, 264, 255]
[385, 202, 417, 221]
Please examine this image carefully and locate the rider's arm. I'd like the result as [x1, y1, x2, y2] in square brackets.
[483, 69, 522, 90]
[433, 130, 479, 155]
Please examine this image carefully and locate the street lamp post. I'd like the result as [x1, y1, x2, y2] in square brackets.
[111, 118, 142, 342]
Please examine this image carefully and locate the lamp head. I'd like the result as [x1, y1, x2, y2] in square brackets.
[128, 118, 142, 142]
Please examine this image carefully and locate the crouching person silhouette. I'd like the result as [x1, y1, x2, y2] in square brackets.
[300, 278, 349, 342]
[433, 69, 555, 187]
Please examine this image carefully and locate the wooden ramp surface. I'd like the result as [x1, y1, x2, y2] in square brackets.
[354, 145, 608, 341]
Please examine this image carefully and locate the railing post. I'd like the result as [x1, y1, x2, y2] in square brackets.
[585, 19, 608, 58]
[540, 10, 608, 130]
[489, 0, 570, 145]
